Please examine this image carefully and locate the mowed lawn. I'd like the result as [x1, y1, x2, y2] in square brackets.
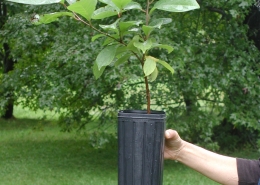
[0, 108, 258, 185]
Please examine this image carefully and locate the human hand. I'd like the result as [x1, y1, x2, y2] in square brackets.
[164, 129, 186, 161]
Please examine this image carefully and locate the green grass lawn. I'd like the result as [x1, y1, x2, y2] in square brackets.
[0, 107, 259, 185]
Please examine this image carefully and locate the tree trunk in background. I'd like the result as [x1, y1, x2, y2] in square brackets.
[1, 2, 15, 119]
[2, 43, 15, 119]
[245, 5, 260, 51]
[183, 92, 197, 116]
[244, 5, 260, 78]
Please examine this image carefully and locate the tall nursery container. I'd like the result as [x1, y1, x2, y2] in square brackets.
[118, 110, 166, 185]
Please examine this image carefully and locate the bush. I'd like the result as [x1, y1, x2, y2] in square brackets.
[212, 118, 259, 151]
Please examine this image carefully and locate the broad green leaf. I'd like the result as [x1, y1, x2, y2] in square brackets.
[99, 0, 120, 12]
[127, 35, 141, 54]
[151, 0, 200, 13]
[142, 18, 172, 37]
[93, 62, 106, 79]
[33, 12, 74, 25]
[157, 60, 174, 74]
[123, 2, 142, 10]
[148, 67, 158, 82]
[143, 56, 157, 76]
[102, 37, 114, 46]
[127, 28, 140, 32]
[119, 20, 143, 35]
[67, 0, 97, 21]
[95, 45, 118, 70]
[112, 0, 132, 9]
[142, 18, 172, 36]
[151, 43, 174, 53]
[99, 19, 120, 34]
[92, 6, 118, 19]
[133, 39, 153, 54]
[102, 34, 120, 46]
[142, 25, 154, 37]
[115, 54, 131, 67]
[91, 34, 105, 42]
[116, 46, 129, 55]
[149, 18, 172, 28]
[6, 0, 60, 4]
[66, 0, 76, 4]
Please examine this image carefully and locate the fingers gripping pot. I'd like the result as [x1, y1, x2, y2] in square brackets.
[118, 110, 166, 185]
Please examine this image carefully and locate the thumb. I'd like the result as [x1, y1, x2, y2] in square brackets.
[164, 129, 185, 160]
[165, 129, 180, 140]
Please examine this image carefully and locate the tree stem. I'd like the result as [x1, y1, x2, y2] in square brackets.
[146, 0, 151, 25]
[144, 0, 152, 114]
[145, 76, 151, 114]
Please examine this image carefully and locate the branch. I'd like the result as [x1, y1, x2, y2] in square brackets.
[73, 14, 123, 44]
[207, 7, 227, 17]
[195, 0, 230, 20]
[197, 98, 224, 104]
[61, 2, 125, 45]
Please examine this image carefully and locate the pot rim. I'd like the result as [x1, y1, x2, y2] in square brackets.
[118, 109, 166, 119]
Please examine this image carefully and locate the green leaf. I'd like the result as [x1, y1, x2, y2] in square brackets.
[67, 0, 97, 21]
[99, 0, 120, 12]
[6, 0, 60, 4]
[152, 0, 200, 13]
[33, 12, 74, 25]
[143, 56, 157, 76]
[119, 20, 143, 35]
[127, 35, 141, 54]
[157, 60, 174, 74]
[93, 62, 106, 79]
[128, 28, 140, 32]
[148, 67, 158, 82]
[66, 0, 76, 4]
[95, 45, 118, 70]
[112, 0, 132, 9]
[142, 25, 154, 37]
[151, 43, 174, 53]
[142, 18, 172, 36]
[99, 19, 120, 34]
[116, 46, 129, 55]
[123, 2, 142, 10]
[91, 34, 105, 42]
[133, 39, 153, 54]
[149, 18, 172, 28]
[92, 6, 118, 19]
[102, 34, 120, 46]
[115, 54, 131, 67]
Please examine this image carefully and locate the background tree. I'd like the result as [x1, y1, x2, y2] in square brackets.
[0, 1, 16, 119]
[0, 0, 259, 150]
[154, 0, 260, 149]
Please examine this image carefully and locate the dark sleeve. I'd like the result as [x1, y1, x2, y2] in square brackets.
[237, 158, 260, 185]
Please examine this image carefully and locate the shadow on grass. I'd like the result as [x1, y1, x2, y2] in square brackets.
[0, 119, 117, 176]
[0, 138, 118, 174]
[0, 118, 56, 130]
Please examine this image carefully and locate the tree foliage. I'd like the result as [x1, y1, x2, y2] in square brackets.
[0, 0, 259, 149]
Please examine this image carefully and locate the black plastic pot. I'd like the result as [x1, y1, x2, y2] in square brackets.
[118, 110, 166, 185]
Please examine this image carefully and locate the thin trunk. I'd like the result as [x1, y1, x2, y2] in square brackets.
[2, 43, 14, 119]
[145, 76, 151, 114]
[245, 5, 260, 51]
[1, 2, 15, 119]
[2, 43, 15, 119]
[183, 92, 197, 116]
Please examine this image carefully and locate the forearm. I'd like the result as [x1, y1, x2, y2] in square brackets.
[176, 141, 238, 185]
